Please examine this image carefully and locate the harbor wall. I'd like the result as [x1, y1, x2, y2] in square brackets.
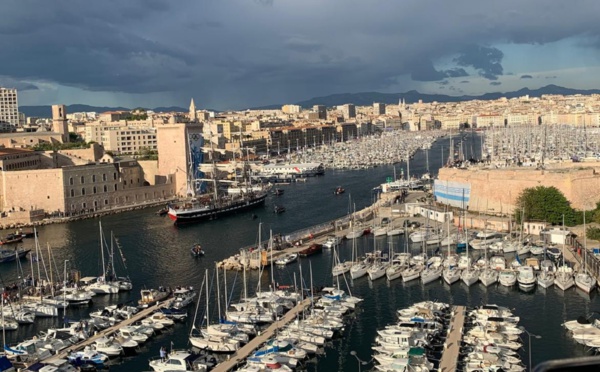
[438, 164, 600, 214]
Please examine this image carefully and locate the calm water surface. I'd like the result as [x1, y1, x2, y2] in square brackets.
[0, 134, 596, 371]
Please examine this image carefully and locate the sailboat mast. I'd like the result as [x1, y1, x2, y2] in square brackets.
[269, 230, 274, 289]
[216, 263, 221, 322]
[99, 222, 106, 280]
[205, 269, 210, 326]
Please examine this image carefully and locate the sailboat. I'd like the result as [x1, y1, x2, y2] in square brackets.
[479, 228, 498, 287]
[168, 128, 268, 224]
[575, 209, 596, 293]
[367, 237, 388, 281]
[189, 270, 240, 353]
[442, 213, 461, 285]
[461, 223, 480, 286]
[86, 222, 119, 294]
[555, 215, 574, 291]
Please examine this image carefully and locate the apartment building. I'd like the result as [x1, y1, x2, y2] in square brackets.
[0, 87, 18, 127]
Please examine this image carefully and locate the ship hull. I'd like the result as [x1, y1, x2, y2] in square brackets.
[168, 193, 268, 224]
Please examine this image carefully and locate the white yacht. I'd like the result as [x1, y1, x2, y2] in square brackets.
[517, 266, 536, 289]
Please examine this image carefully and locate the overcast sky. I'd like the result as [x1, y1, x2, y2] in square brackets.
[3, 0, 600, 110]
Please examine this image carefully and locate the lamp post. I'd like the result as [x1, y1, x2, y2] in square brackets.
[350, 350, 371, 372]
[519, 326, 542, 371]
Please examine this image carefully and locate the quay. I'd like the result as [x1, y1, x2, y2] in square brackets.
[42, 301, 168, 364]
[212, 297, 313, 372]
[439, 305, 466, 372]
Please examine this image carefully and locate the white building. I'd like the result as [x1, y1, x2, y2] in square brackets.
[0, 87, 19, 127]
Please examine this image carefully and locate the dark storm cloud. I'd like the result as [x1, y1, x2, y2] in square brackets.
[490, 82, 502, 86]
[454, 45, 504, 80]
[520, 75, 533, 79]
[3, 0, 600, 108]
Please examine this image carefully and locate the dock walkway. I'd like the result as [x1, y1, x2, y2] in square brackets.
[212, 297, 313, 372]
[43, 301, 167, 363]
[439, 305, 466, 372]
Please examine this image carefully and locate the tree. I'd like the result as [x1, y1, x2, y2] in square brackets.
[514, 186, 575, 225]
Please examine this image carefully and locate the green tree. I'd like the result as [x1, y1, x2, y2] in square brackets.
[514, 186, 575, 225]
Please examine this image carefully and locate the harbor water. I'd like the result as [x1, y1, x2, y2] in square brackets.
[0, 133, 596, 371]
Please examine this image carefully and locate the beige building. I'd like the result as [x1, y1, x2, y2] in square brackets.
[100, 127, 157, 154]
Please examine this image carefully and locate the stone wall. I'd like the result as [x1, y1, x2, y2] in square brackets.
[438, 163, 600, 214]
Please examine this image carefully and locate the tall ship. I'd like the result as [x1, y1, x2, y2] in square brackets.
[168, 130, 268, 224]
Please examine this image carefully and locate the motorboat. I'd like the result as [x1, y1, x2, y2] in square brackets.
[275, 253, 298, 266]
[273, 205, 286, 214]
[138, 287, 171, 308]
[191, 244, 205, 257]
[517, 266, 536, 289]
[93, 337, 123, 357]
[322, 235, 342, 249]
[169, 287, 197, 310]
[0, 247, 30, 263]
[498, 270, 517, 287]
[67, 346, 109, 366]
[149, 350, 216, 371]
[298, 243, 322, 257]
[333, 186, 345, 195]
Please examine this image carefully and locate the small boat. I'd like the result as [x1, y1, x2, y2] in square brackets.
[191, 244, 205, 257]
[0, 247, 30, 263]
[272, 188, 284, 196]
[299, 243, 323, 257]
[322, 235, 343, 249]
[333, 186, 345, 195]
[275, 253, 298, 266]
[0, 234, 23, 245]
[155, 206, 168, 216]
[274, 205, 286, 214]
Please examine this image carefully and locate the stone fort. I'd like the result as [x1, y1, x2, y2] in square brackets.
[437, 161, 600, 214]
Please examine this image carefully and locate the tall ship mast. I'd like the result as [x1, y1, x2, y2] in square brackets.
[167, 127, 268, 224]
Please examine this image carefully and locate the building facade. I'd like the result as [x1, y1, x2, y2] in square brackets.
[0, 87, 18, 127]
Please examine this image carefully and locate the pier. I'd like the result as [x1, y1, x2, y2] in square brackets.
[42, 301, 167, 364]
[212, 297, 313, 372]
[439, 305, 466, 372]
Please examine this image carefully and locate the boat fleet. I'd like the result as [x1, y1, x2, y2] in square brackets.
[371, 301, 527, 372]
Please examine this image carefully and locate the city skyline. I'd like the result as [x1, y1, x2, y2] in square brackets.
[3, 1, 600, 110]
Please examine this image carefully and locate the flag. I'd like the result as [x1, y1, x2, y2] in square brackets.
[515, 252, 522, 265]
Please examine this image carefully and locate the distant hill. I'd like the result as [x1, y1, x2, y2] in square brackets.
[19, 104, 188, 118]
[256, 84, 600, 109]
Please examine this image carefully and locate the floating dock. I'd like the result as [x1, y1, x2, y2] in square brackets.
[439, 305, 466, 372]
[211, 297, 313, 372]
[42, 301, 167, 364]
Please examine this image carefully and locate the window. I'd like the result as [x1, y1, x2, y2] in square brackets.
[114, 184, 118, 191]
[93, 186, 97, 194]
[113, 173, 117, 180]
[81, 188, 85, 195]
[102, 173, 107, 181]
[69, 177, 73, 186]
[104, 199, 108, 205]
[92, 175, 96, 182]
[103, 185, 107, 192]
[82, 202, 86, 209]
[81, 176, 84, 184]
[70, 189, 74, 197]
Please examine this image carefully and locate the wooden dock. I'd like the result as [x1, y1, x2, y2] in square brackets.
[43, 301, 167, 363]
[211, 297, 313, 372]
[439, 305, 466, 372]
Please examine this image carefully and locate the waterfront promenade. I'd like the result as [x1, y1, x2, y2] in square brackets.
[439, 305, 466, 372]
[211, 298, 313, 372]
